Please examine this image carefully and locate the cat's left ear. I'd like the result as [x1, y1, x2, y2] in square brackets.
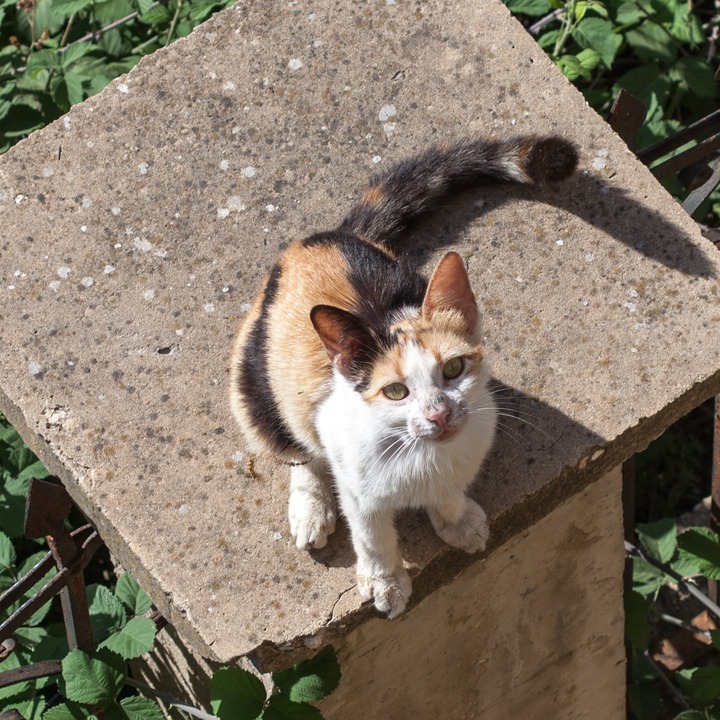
[310, 305, 377, 378]
[422, 251, 478, 333]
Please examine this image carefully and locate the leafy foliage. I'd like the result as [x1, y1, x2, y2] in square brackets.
[504, 0, 720, 224]
[210, 646, 341, 720]
[0, 0, 236, 153]
[1, 414, 340, 719]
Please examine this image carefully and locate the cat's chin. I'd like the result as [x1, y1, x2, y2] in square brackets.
[413, 425, 460, 443]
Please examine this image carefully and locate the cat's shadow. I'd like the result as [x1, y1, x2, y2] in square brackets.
[388, 172, 716, 280]
[309, 382, 604, 571]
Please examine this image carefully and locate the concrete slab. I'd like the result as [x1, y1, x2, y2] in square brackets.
[1, 0, 720, 669]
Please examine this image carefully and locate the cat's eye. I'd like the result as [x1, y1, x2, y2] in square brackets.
[442, 357, 464, 380]
[382, 383, 409, 401]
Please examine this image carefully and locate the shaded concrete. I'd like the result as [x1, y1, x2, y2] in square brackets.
[319, 467, 626, 720]
[0, 0, 719, 675]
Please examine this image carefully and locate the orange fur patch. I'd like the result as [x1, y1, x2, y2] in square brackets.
[362, 184, 384, 208]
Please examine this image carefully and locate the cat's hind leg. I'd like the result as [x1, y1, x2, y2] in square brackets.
[289, 458, 337, 550]
[428, 493, 489, 553]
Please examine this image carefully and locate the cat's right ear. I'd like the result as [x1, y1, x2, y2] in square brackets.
[310, 305, 377, 379]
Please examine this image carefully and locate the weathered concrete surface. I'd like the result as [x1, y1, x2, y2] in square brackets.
[319, 467, 626, 720]
[0, 0, 719, 670]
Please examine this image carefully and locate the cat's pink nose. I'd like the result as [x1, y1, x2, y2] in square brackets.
[428, 406, 450, 430]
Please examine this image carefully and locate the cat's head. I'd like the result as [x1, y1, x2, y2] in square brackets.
[311, 252, 491, 443]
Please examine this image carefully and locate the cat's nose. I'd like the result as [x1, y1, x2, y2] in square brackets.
[427, 406, 450, 430]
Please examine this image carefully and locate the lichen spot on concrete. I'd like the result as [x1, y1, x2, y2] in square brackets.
[288, 58, 303, 70]
[378, 104, 397, 122]
[28, 362, 42, 376]
[204, 303, 216, 314]
[81, 277, 94, 288]
[592, 149, 609, 172]
[144, 289, 155, 302]
[134, 238, 153, 252]
[117, 83, 129, 94]
[241, 167, 256, 178]
[138, 162, 149, 175]
[58, 266, 71, 279]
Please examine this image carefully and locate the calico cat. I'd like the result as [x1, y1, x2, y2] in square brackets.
[229, 136, 578, 618]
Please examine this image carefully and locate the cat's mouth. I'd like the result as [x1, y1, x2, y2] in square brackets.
[413, 423, 460, 442]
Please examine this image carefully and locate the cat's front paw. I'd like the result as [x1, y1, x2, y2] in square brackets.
[430, 497, 489, 553]
[289, 490, 337, 550]
[356, 567, 412, 619]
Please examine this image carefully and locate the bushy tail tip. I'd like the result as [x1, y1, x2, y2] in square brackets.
[522, 136, 579, 185]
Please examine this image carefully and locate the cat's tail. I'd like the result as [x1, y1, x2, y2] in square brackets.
[339, 135, 579, 245]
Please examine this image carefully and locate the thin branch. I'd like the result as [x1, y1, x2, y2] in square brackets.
[59, 14, 75, 48]
[528, 8, 563, 35]
[625, 540, 720, 619]
[657, 611, 712, 639]
[164, 0, 182, 48]
[57, 4, 160, 54]
[125, 678, 219, 720]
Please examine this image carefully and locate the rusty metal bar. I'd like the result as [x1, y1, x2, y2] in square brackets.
[711, 398, 720, 604]
[638, 109, 720, 164]
[682, 159, 720, 217]
[0, 659, 62, 690]
[0, 525, 99, 643]
[649, 132, 720, 181]
[608, 89, 646, 149]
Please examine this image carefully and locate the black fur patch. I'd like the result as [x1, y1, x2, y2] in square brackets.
[523, 137, 579, 185]
[239, 263, 307, 456]
[340, 136, 578, 243]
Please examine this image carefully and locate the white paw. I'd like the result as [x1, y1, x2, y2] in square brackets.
[431, 498, 489, 553]
[289, 490, 336, 550]
[356, 566, 412, 619]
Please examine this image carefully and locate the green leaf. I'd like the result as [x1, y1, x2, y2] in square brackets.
[210, 667, 266, 720]
[673, 712, 709, 720]
[631, 556, 666, 596]
[119, 696, 165, 720]
[637, 518, 677, 563]
[669, 2, 703, 44]
[503, 0, 550, 16]
[573, 17, 622, 68]
[614, 0, 646, 25]
[87, 584, 128, 642]
[50, 0, 95, 17]
[678, 665, 720, 706]
[625, 22, 677, 65]
[615, 63, 672, 121]
[60, 649, 127, 709]
[60, 42, 92, 68]
[555, 54, 588, 82]
[576, 48, 601, 73]
[99, 616, 157, 660]
[679, 528, 720, 581]
[17, 459, 51, 483]
[0, 529, 16, 572]
[272, 645, 341, 704]
[671, 57, 716, 99]
[43, 702, 95, 719]
[115, 573, 153, 615]
[139, 5, 170, 24]
[624, 590, 650, 649]
[263, 696, 323, 720]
